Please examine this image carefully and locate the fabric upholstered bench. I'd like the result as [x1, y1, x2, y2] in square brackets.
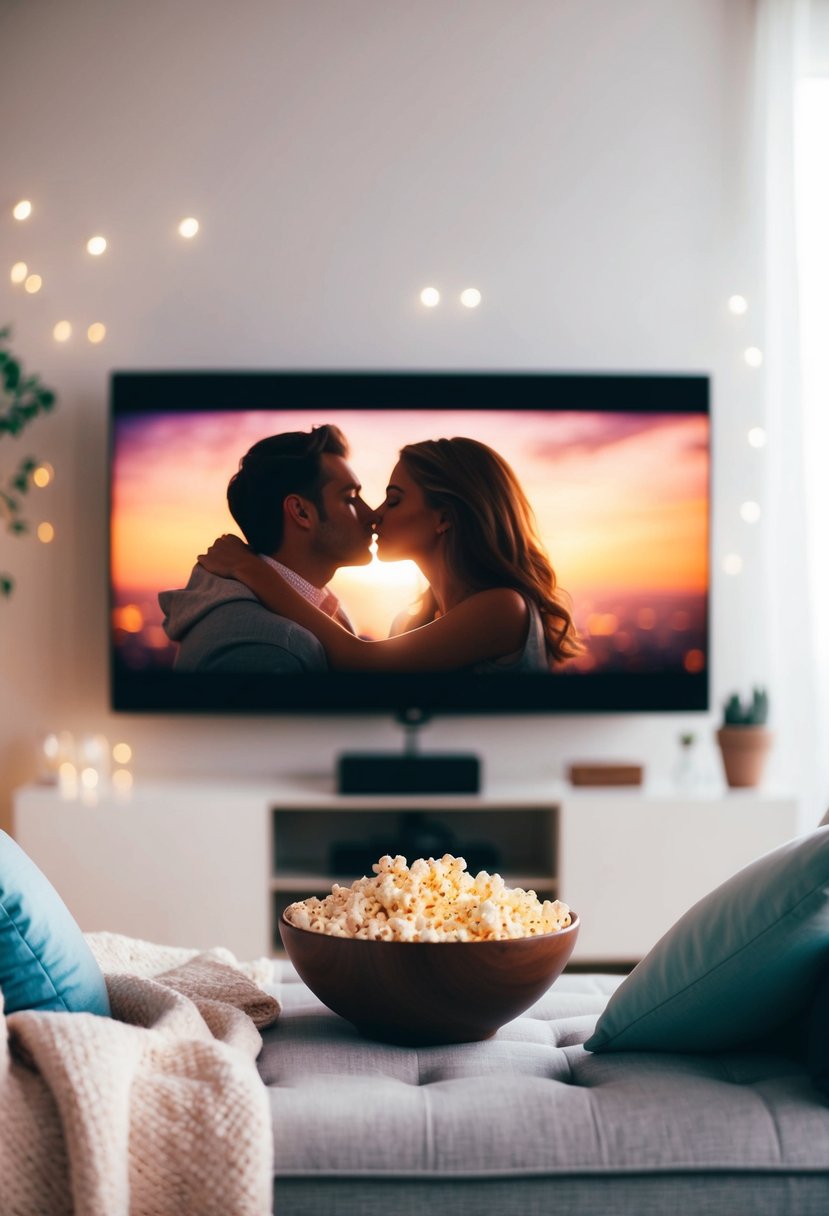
[259, 965, 829, 1216]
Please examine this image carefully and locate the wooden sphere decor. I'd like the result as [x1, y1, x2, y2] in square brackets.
[280, 913, 580, 1045]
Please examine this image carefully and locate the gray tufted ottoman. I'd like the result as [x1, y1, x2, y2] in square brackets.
[259, 963, 829, 1215]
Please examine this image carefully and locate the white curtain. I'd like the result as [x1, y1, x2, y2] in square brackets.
[754, 0, 829, 825]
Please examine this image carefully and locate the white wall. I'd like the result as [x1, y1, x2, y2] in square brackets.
[1, 0, 775, 828]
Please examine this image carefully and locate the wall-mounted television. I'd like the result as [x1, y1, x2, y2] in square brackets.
[110, 370, 709, 716]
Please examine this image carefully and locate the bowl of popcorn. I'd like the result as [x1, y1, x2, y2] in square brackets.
[281, 853, 579, 1045]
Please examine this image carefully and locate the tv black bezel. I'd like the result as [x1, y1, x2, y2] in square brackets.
[109, 370, 710, 716]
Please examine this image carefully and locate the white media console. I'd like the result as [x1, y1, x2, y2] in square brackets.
[12, 778, 802, 964]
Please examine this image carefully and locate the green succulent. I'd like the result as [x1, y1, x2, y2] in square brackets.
[722, 687, 769, 726]
[0, 326, 57, 597]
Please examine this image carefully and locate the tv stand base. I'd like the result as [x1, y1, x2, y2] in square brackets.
[337, 753, 481, 795]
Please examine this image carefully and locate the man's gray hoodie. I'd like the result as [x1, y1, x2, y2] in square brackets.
[159, 564, 327, 673]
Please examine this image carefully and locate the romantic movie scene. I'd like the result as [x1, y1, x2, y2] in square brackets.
[111, 408, 708, 677]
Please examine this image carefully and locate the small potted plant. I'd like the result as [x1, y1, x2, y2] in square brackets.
[716, 687, 773, 788]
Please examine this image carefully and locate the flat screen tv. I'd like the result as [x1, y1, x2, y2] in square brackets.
[110, 370, 709, 715]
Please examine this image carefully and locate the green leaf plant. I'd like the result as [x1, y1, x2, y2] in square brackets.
[722, 687, 769, 726]
[0, 326, 57, 597]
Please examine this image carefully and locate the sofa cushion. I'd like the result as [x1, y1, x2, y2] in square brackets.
[260, 964, 829, 1216]
[585, 824, 829, 1054]
[0, 830, 110, 1015]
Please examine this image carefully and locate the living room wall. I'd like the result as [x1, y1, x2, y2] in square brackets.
[1, 0, 771, 829]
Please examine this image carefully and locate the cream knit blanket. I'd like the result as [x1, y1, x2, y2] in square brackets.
[0, 932, 281, 1216]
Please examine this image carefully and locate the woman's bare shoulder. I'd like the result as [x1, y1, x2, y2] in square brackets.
[464, 586, 528, 617]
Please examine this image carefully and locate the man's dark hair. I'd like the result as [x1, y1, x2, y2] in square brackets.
[227, 424, 348, 554]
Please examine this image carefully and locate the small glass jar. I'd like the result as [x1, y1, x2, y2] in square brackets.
[673, 731, 699, 792]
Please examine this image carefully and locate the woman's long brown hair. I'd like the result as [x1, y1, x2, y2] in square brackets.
[400, 437, 582, 665]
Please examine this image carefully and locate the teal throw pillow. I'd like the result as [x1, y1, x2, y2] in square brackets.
[586, 824, 829, 1053]
[807, 960, 829, 1099]
[0, 830, 110, 1016]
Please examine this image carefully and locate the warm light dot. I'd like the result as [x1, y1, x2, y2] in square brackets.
[13, 200, 32, 221]
[112, 768, 134, 792]
[80, 734, 109, 767]
[723, 553, 743, 575]
[43, 733, 60, 761]
[33, 463, 54, 488]
[460, 287, 482, 308]
[53, 320, 72, 342]
[10, 261, 27, 283]
[86, 235, 107, 256]
[586, 612, 618, 637]
[112, 742, 132, 765]
[24, 274, 42, 293]
[420, 287, 440, 307]
[114, 604, 144, 633]
[744, 346, 763, 367]
[684, 649, 705, 673]
[80, 767, 99, 790]
[747, 426, 767, 448]
[728, 294, 748, 315]
[57, 763, 77, 792]
[740, 500, 761, 523]
[37, 521, 55, 543]
[87, 322, 106, 343]
[178, 216, 199, 238]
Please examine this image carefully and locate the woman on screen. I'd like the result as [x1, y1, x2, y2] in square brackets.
[198, 437, 581, 672]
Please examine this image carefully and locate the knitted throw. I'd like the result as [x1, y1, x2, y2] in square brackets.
[0, 932, 281, 1216]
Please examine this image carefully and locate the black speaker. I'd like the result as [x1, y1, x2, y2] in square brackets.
[337, 753, 481, 795]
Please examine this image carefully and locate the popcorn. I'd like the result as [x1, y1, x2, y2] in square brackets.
[284, 854, 572, 942]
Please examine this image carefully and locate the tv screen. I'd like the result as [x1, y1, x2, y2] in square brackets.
[110, 371, 709, 714]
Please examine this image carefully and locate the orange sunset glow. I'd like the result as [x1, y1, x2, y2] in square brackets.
[112, 408, 708, 672]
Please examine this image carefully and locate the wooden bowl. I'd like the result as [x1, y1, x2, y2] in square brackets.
[280, 912, 580, 1045]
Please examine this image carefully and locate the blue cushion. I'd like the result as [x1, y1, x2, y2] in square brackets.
[586, 824, 829, 1053]
[0, 830, 110, 1016]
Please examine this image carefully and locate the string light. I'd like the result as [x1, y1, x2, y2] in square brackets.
[13, 200, 32, 220]
[420, 287, 440, 307]
[744, 346, 763, 367]
[747, 426, 767, 448]
[740, 501, 761, 523]
[723, 554, 743, 575]
[24, 274, 42, 293]
[86, 235, 107, 256]
[728, 295, 748, 315]
[178, 217, 199, 238]
[87, 322, 106, 343]
[460, 288, 482, 308]
[10, 262, 27, 283]
[37, 522, 55, 543]
[53, 321, 72, 342]
[33, 463, 54, 488]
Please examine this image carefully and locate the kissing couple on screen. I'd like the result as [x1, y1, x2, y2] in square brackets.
[159, 425, 581, 674]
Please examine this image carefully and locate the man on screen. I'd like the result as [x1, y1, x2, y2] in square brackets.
[159, 425, 374, 672]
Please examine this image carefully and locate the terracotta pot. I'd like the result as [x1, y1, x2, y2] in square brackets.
[716, 726, 773, 788]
